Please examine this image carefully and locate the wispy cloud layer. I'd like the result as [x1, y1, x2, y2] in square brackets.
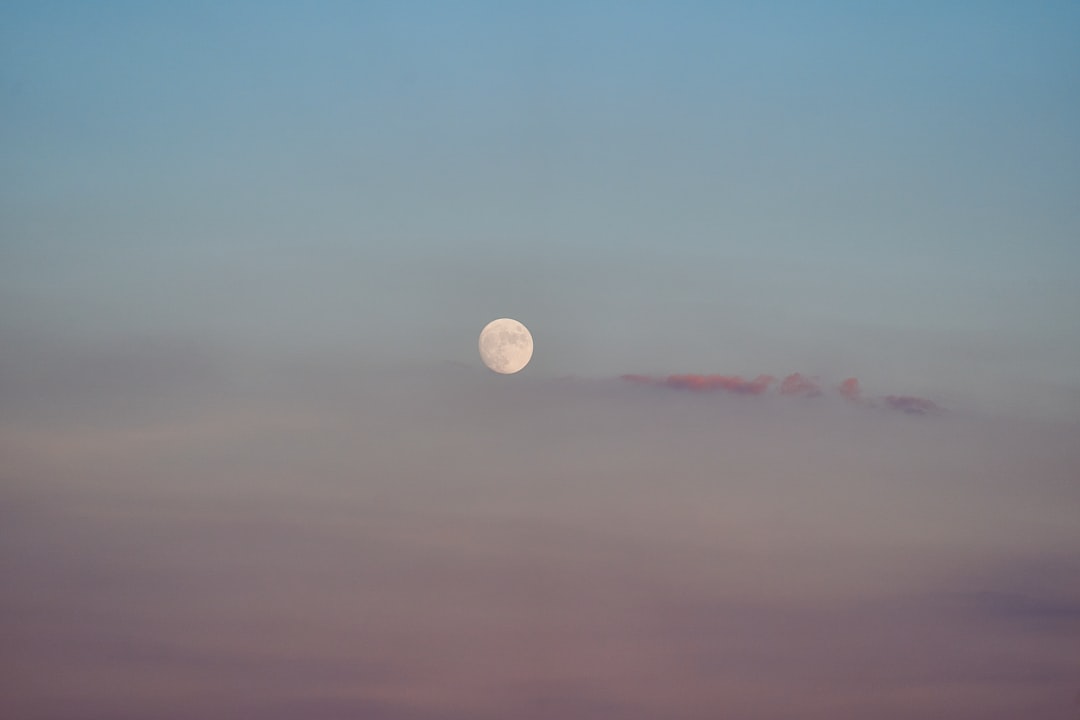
[884, 395, 940, 415]
[2, 342, 1079, 719]
[621, 373, 774, 395]
[621, 371, 941, 414]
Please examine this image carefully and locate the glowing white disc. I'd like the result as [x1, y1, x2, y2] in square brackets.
[478, 318, 533, 374]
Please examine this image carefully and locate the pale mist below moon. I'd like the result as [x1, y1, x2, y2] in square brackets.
[478, 318, 533, 374]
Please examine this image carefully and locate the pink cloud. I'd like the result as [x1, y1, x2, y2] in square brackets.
[623, 372, 942, 415]
[779, 373, 822, 397]
[626, 373, 776, 395]
[838, 377, 862, 402]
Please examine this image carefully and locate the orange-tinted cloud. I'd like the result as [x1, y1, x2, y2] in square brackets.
[779, 373, 821, 397]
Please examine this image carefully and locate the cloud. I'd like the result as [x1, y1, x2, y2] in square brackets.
[884, 395, 939, 415]
[779, 373, 822, 397]
[621, 373, 775, 395]
[668, 374, 775, 394]
[623, 372, 941, 415]
[838, 379, 940, 415]
[3, 349, 1077, 720]
[838, 377, 862, 402]
[961, 591, 1080, 625]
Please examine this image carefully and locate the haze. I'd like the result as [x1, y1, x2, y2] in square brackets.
[3, 3, 1079, 718]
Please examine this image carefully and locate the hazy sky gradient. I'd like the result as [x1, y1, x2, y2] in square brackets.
[4, 2, 1080, 409]
[3, 360, 1080, 718]
[2, 2, 1079, 717]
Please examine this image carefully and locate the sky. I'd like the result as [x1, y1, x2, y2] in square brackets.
[2, 2, 1080, 718]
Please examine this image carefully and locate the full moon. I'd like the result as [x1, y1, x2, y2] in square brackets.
[478, 318, 533, 374]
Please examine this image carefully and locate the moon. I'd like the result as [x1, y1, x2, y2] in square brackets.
[478, 318, 533, 374]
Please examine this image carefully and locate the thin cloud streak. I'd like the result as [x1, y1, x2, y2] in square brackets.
[884, 395, 940, 415]
[620, 373, 775, 394]
[622, 371, 941, 414]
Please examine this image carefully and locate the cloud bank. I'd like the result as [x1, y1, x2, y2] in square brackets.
[2, 340, 1078, 719]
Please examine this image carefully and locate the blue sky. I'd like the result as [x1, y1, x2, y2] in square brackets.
[3, 1, 1080, 412]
